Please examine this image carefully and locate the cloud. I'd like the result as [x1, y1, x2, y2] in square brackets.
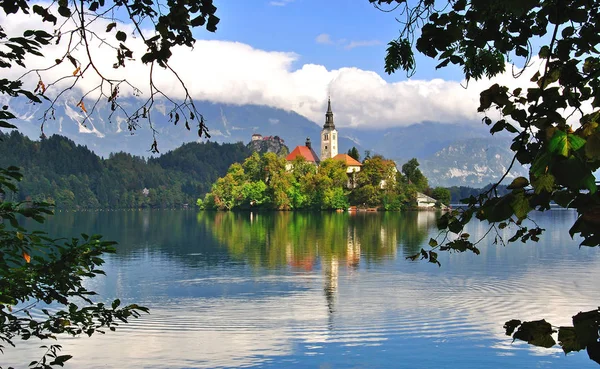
[316, 34, 381, 50]
[344, 40, 382, 50]
[269, 0, 294, 6]
[1, 10, 558, 131]
[315, 33, 334, 45]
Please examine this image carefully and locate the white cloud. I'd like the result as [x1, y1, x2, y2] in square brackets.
[315, 33, 333, 45]
[2, 10, 563, 131]
[269, 0, 294, 6]
[344, 40, 382, 49]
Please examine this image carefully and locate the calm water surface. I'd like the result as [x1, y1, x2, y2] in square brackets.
[4, 210, 599, 368]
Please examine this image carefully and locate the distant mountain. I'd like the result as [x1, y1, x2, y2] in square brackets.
[3, 94, 524, 188]
[420, 138, 527, 187]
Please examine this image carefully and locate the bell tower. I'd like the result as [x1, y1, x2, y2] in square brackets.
[321, 97, 338, 160]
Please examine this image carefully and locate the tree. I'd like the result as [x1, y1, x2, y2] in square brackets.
[1, 0, 220, 367]
[372, 0, 600, 361]
[401, 158, 428, 192]
[347, 147, 360, 161]
[431, 187, 451, 207]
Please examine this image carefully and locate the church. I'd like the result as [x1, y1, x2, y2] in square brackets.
[285, 98, 362, 177]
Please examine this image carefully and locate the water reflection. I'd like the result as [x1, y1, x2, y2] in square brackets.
[198, 211, 437, 269]
[4, 210, 598, 369]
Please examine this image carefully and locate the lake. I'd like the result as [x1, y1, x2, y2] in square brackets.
[3, 209, 599, 368]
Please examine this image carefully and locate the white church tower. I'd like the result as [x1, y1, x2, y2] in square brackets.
[321, 97, 338, 160]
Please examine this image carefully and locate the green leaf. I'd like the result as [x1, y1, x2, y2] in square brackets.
[507, 176, 529, 189]
[549, 130, 569, 156]
[510, 191, 531, 220]
[532, 173, 555, 194]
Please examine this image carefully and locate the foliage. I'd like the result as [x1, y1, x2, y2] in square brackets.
[431, 187, 451, 206]
[0, 167, 148, 368]
[372, 0, 600, 361]
[0, 131, 250, 209]
[202, 153, 430, 210]
[373, 0, 600, 249]
[347, 147, 360, 161]
[504, 308, 600, 364]
[401, 158, 428, 192]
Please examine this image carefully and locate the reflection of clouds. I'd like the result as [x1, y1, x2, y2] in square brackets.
[4, 211, 597, 368]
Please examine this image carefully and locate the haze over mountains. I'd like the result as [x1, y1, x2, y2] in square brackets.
[5, 95, 525, 187]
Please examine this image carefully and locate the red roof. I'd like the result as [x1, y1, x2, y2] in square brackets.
[332, 153, 362, 166]
[286, 146, 320, 163]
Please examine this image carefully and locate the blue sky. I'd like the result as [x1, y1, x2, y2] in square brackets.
[201, 0, 463, 83]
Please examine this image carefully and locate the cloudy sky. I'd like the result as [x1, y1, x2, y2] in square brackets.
[3, 0, 541, 130]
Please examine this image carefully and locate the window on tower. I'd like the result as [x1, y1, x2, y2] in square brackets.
[333, 134, 336, 140]
[325, 146, 328, 150]
[324, 134, 328, 140]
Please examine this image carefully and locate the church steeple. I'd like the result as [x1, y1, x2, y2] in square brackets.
[321, 97, 338, 160]
[324, 97, 335, 129]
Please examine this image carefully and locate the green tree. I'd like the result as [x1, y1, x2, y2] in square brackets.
[431, 187, 451, 207]
[347, 147, 360, 161]
[401, 158, 428, 192]
[373, 0, 600, 361]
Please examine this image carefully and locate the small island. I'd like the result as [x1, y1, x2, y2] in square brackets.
[199, 99, 450, 211]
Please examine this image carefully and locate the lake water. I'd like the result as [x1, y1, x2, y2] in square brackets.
[3, 210, 599, 368]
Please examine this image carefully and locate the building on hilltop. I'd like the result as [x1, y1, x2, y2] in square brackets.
[251, 133, 263, 141]
[321, 97, 338, 160]
[285, 137, 320, 170]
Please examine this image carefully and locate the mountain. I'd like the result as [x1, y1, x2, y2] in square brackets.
[419, 137, 527, 187]
[4, 94, 524, 187]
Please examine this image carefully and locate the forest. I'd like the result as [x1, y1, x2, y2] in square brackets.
[0, 131, 250, 209]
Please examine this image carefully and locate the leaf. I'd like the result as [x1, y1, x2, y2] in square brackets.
[507, 177, 529, 189]
[504, 319, 521, 335]
[510, 191, 531, 220]
[116, 31, 127, 42]
[585, 132, 600, 159]
[512, 319, 556, 348]
[106, 22, 116, 32]
[532, 173, 555, 194]
[558, 326, 584, 354]
[72, 66, 81, 76]
[76, 100, 87, 113]
[23, 251, 31, 263]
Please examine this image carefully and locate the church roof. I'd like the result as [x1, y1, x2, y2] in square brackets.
[286, 145, 320, 163]
[332, 153, 362, 166]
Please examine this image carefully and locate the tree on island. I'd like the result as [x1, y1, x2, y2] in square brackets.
[371, 0, 600, 362]
[347, 147, 360, 161]
[1, 0, 220, 367]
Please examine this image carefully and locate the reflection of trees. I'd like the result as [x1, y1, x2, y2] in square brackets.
[199, 211, 438, 269]
[26, 210, 438, 268]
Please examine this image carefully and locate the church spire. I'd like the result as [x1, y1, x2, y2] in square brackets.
[324, 96, 335, 129]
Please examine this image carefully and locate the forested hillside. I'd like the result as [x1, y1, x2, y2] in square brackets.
[0, 132, 251, 209]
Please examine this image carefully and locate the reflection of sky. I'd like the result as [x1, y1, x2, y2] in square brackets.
[3, 210, 599, 368]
